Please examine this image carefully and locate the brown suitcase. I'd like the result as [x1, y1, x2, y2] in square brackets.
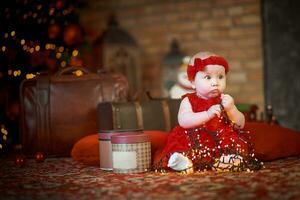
[20, 67, 129, 156]
[97, 99, 181, 132]
[97, 99, 259, 133]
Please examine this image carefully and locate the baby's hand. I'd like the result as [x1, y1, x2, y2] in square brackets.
[207, 104, 222, 118]
[221, 94, 235, 112]
[168, 152, 193, 171]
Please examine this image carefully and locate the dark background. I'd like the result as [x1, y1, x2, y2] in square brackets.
[263, 0, 300, 130]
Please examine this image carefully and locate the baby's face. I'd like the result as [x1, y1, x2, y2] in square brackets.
[192, 65, 226, 99]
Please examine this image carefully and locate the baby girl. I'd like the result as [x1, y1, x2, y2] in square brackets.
[156, 52, 262, 172]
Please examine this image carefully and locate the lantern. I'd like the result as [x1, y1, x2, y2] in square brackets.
[93, 15, 141, 93]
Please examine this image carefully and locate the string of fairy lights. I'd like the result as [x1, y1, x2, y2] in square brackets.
[1, 30, 80, 79]
[0, 125, 8, 150]
[153, 107, 263, 173]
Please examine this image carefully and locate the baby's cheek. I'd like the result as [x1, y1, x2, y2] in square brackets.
[220, 80, 226, 90]
[198, 86, 210, 94]
[220, 85, 226, 92]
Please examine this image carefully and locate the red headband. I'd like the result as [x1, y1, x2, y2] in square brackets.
[187, 56, 229, 81]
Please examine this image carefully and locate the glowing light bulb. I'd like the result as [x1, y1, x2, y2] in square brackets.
[72, 50, 79, 57]
[26, 73, 36, 79]
[35, 45, 40, 51]
[56, 53, 62, 59]
[74, 70, 83, 76]
[29, 48, 34, 53]
[45, 44, 51, 49]
[58, 46, 64, 52]
[61, 61, 66, 67]
[1, 127, 7, 134]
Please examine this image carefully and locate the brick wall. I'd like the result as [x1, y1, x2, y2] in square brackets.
[79, 0, 264, 111]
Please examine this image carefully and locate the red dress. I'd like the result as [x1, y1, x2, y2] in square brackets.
[156, 93, 261, 171]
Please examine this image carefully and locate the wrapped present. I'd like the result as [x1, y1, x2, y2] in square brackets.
[98, 129, 142, 170]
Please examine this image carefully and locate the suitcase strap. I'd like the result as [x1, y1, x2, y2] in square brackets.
[36, 76, 50, 152]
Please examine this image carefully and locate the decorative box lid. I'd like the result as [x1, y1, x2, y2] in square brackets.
[111, 133, 149, 144]
[98, 129, 143, 140]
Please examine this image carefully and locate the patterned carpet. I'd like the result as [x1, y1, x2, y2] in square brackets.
[0, 157, 300, 200]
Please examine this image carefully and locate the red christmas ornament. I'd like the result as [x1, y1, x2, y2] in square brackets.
[56, 0, 64, 9]
[15, 154, 26, 167]
[35, 152, 45, 163]
[48, 23, 61, 40]
[63, 24, 83, 46]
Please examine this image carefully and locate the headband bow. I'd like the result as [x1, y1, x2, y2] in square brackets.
[187, 56, 229, 81]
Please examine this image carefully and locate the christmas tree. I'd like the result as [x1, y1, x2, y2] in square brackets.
[0, 0, 86, 152]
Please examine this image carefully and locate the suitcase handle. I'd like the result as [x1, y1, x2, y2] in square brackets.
[56, 67, 91, 76]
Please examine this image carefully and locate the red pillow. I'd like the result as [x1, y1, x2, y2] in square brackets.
[71, 134, 99, 166]
[245, 122, 300, 161]
[71, 130, 168, 166]
[71, 124, 300, 166]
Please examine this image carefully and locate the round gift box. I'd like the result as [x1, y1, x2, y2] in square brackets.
[111, 133, 151, 173]
[98, 129, 142, 170]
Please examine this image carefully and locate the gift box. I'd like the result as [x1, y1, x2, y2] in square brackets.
[98, 129, 143, 170]
[111, 132, 151, 173]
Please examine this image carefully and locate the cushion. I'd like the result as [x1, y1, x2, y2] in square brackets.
[71, 123, 300, 166]
[71, 130, 168, 166]
[71, 134, 100, 166]
[245, 122, 300, 161]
